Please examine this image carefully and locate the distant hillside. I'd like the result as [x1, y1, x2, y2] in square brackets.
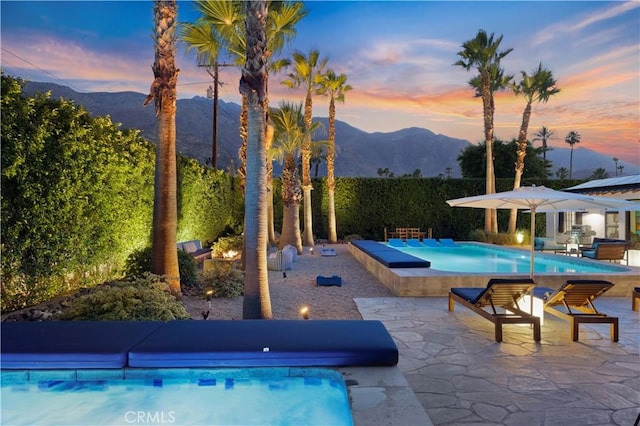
[22, 81, 638, 178]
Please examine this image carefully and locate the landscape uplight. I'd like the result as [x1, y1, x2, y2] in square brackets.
[300, 306, 309, 320]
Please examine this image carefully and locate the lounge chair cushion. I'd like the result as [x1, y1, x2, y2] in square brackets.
[128, 320, 399, 367]
[0, 321, 163, 369]
[388, 239, 405, 247]
[450, 287, 485, 304]
[406, 239, 423, 247]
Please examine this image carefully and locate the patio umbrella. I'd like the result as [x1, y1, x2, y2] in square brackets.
[446, 185, 640, 277]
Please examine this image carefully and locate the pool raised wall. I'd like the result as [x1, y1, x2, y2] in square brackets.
[349, 241, 639, 297]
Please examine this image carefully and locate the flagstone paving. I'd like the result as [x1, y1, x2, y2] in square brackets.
[355, 296, 640, 426]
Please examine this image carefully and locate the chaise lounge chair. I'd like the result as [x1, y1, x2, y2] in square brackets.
[388, 238, 405, 247]
[422, 238, 440, 247]
[448, 278, 540, 342]
[532, 279, 618, 342]
[439, 238, 458, 247]
[406, 239, 423, 247]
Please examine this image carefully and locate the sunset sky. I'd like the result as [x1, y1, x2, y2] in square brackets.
[2, 1, 639, 165]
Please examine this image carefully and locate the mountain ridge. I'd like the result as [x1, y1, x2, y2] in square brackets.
[21, 81, 638, 178]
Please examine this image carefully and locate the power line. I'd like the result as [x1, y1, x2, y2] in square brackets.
[1, 47, 82, 92]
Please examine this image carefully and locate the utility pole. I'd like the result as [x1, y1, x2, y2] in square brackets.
[201, 62, 233, 169]
[206, 64, 219, 169]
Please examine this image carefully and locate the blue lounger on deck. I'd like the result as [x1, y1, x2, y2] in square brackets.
[128, 320, 399, 367]
[388, 238, 405, 247]
[351, 240, 431, 268]
[0, 321, 163, 369]
[422, 239, 440, 247]
[439, 238, 458, 247]
[406, 239, 423, 247]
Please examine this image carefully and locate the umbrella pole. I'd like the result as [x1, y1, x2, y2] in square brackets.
[530, 208, 536, 279]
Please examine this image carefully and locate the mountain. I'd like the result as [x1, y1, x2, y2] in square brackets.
[21, 81, 638, 178]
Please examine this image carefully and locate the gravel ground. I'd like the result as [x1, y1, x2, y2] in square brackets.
[183, 243, 395, 320]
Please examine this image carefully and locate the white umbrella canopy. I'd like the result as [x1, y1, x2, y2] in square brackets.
[446, 185, 640, 277]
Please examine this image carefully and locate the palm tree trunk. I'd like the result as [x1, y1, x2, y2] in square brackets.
[302, 92, 314, 246]
[508, 102, 532, 234]
[147, 0, 180, 299]
[481, 73, 497, 234]
[279, 154, 303, 253]
[327, 97, 338, 243]
[569, 147, 574, 179]
[240, 0, 271, 319]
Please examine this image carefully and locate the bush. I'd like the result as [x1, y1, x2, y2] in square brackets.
[124, 247, 198, 288]
[199, 262, 243, 299]
[468, 229, 488, 242]
[58, 274, 190, 321]
[212, 235, 244, 258]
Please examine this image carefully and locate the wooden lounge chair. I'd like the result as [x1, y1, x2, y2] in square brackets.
[449, 278, 540, 342]
[580, 242, 628, 264]
[633, 287, 640, 312]
[532, 280, 618, 342]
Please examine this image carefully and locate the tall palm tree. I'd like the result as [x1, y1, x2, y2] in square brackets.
[454, 30, 512, 234]
[533, 126, 554, 162]
[316, 70, 352, 243]
[565, 130, 581, 179]
[182, 0, 306, 247]
[144, 0, 180, 299]
[508, 63, 560, 234]
[282, 49, 328, 247]
[239, 0, 271, 319]
[269, 102, 307, 254]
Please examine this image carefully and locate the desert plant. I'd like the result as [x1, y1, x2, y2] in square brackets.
[58, 274, 190, 321]
[199, 262, 244, 299]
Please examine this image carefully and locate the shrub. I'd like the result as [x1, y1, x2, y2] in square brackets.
[199, 262, 243, 299]
[468, 229, 487, 242]
[58, 274, 190, 321]
[124, 247, 198, 288]
[212, 235, 244, 258]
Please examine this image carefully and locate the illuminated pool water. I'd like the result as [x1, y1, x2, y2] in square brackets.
[391, 243, 626, 274]
[1, 369, 353, 426]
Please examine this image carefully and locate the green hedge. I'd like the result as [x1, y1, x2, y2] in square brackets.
[1, 75, 241, 311]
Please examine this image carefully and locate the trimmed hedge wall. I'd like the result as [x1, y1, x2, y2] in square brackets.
[1, 76, 241, 311]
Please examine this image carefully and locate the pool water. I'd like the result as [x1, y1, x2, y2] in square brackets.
[1, 372, 353, 426]
[393, 243, 625, 274]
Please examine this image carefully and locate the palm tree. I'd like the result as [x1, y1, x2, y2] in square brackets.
[454, 30, 512, 233]
[144, 0, 180, 299]
[281, 49, 328, 247]
[555, 167, 569, 180]
[181, 0, 306, 246]
[564, 130, 581, 178]
[239, 0, 271, 319]
[269, 102, 307, 254]
[533, 126, 554, 162]
[590, 168, 609, 180]
[310, 143, 326, 177]
[317, 70, 352, 243]
[508, 63, 560, 233]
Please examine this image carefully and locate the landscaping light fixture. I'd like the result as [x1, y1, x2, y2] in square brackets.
[300, 306, 309, 320]
[516, 232, 524, 246]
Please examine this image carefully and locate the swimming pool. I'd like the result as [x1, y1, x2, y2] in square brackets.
[394, 243, 624, 274]
[349, 241, 638, 297]
[1, 368, 353, 426]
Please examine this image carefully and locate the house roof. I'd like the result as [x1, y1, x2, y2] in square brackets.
[564, 174, 640, 198]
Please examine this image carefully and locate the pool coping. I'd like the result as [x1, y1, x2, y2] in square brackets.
[349, 241, 639, 297]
